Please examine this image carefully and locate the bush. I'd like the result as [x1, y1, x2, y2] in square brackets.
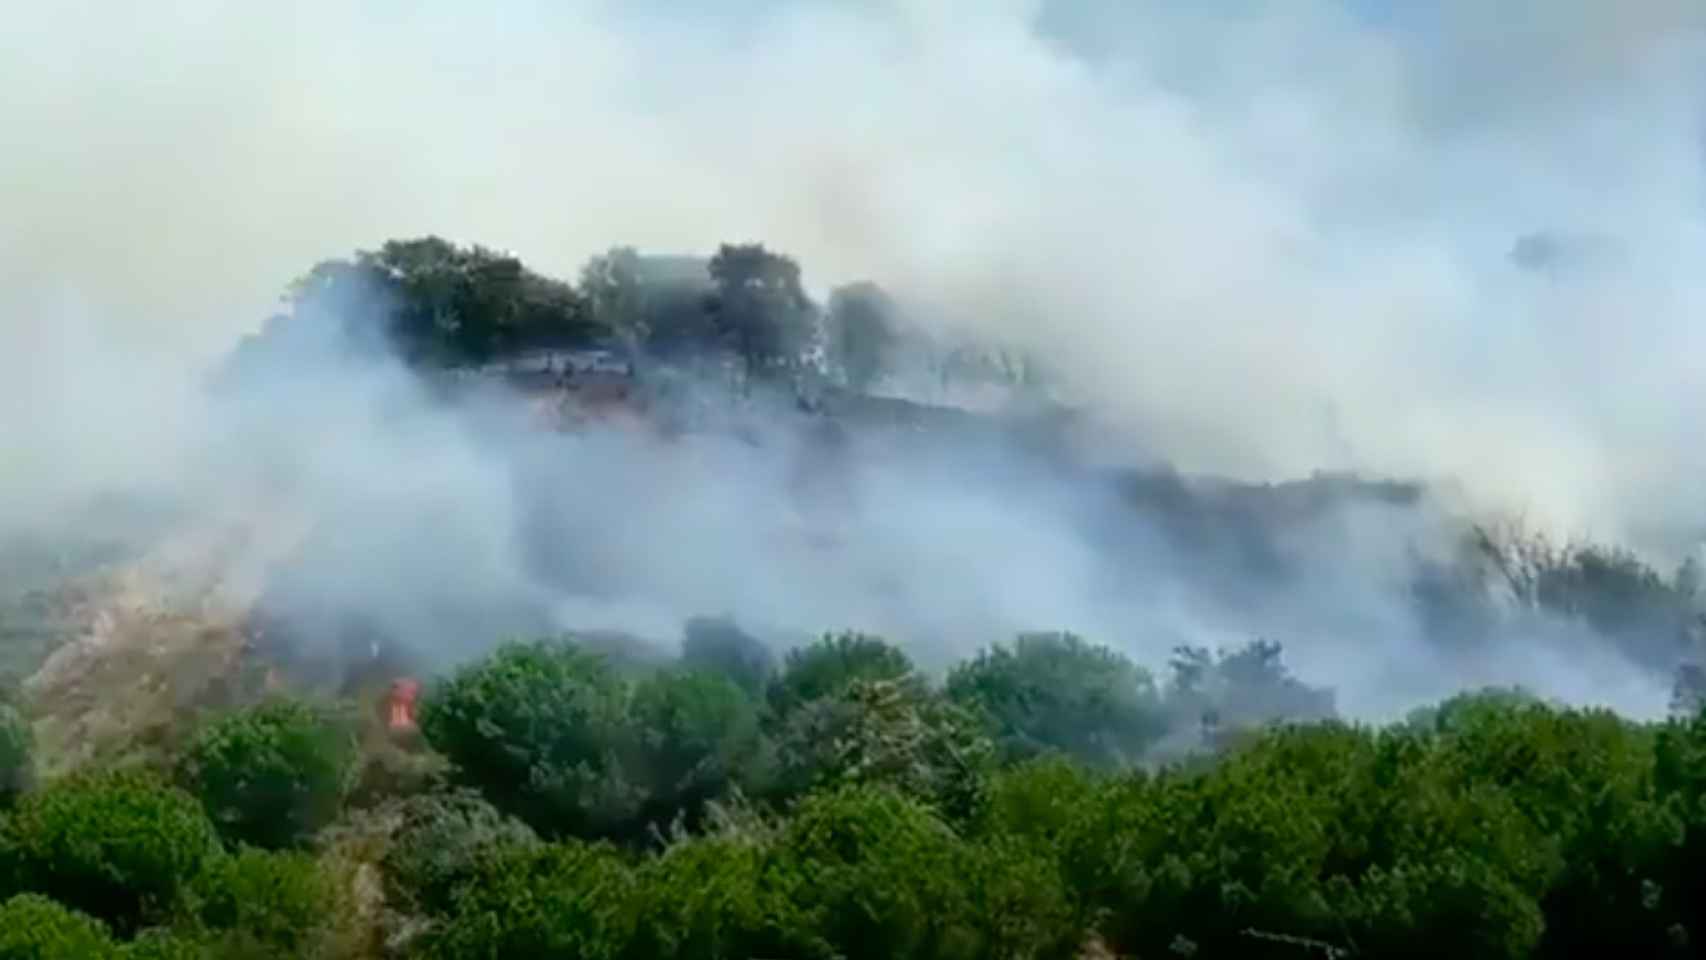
[417, 840, 638, 960]
[681, 616, 774, 698]
[177, 699, 355, 850]
[627, 834, 817, 960]
[114, 932, 204, 960]
[974, 756, 1103, 848]
[947, 632, 1165, 767]
[772, 785, 986, 960]
[0, 705, 29, 808]
[766, 633, 915, 719]
[957, 836, 1081, 960]
[0, 770, 220, 934]
[628, 669, 766, 831]
[1334, 852, 1544, 960]
[192, 847, 338, 958]
[418, 638, 643, 839]
[0, 894, 115, 959]
[771, 679, 993, 819]
[380, 789, 539, 916]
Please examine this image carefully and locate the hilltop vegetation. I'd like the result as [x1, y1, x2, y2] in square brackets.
[222, 235, 1049, 404]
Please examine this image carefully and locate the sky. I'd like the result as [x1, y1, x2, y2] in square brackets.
[3, 0, 1706, 550]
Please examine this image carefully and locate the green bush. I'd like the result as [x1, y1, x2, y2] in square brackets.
[627, 834, 817, 960]
[956, 836, 1081, 960]
[380, 789, 539, 915]
[772, 784, 1040, 960]
[1334, 852, 1544, 960]
[629, 669, 766, 830]
[176, 698, 355, 850]
[417, 840, 639, 960]
[0, 894, 115, 960]
[973, 755, 1103, 848]
[766, 633, 915, 719]
[114, 931, 205, 960]
[947, 632, 1165, 767]
[771, 678, 993, 819]
[191, 847, 337, 958]
[0, 770, 220, 934]
[418, 638, 643, 839]
[0, 704, 31, 807]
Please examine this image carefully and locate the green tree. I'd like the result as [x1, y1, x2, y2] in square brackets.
[628, 669, 766, 831]
[706, 243, 817, 382]
[0, 894, 116, 960]
[773, 785, 985, 960]
[0, 771, 220, 934]
[416, 840, 639, 960]
[772, 678, 993, 819]
[767, 633, 916, 720]
[947, 632, 1166, 768]
[191, 847, 339, 959]
[176, 699, 355, 850]
[626, 832, 817, 960]
[114, 931, 204, 960]
[417, 638, 643, 839]
[380, 789, 540, 916]
[259, 236, 599, 372]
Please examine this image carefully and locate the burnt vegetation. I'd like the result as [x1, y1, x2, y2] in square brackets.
[6, 237, 1706, 958]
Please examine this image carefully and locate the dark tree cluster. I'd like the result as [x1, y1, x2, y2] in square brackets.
[221, 235, 1053, 404]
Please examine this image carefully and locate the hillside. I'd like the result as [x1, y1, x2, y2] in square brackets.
[6, 236, 1706, 959]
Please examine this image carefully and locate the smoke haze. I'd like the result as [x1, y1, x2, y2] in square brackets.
[4, 1, 1705, 720]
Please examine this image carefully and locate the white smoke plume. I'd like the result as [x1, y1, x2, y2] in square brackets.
[4, 0, 1704, 720]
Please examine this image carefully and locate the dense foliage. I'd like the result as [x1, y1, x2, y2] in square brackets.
[176, 698, 355, 850]
[8, 617, 1706, 957]
[947, 631, 1165, 767]
[0, 771, 220, 935]
[416, 638, 644, 839]
[0, 893, 117, 959]
[379, 789, 540, 915]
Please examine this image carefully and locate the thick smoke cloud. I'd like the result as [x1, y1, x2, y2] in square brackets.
[3, 1, 1703, 719]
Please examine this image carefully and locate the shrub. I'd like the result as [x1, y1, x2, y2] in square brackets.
[417, 841, 638, 960]
[628, 669, 766, 829]
[974, 755, 1103, 848]
[0, 894, 115, 960]
[771, 678, 993, 819]
[192, 847, 338, 958]
[114, 932, 205, 960]
[0, 704, 30, 807]
[1334, 852, 1544, 960]
[418, 638, 643, 838]
[176, 698, 355, 850]
[627, 834, 817, 960]
[0, 770, 220, 934]
[380, 789, 539, 915]
[947, 632, 1165, 767]
[772, 785, 990, 960]
[766, 633, 915, 719]
[681, 616, 774, 698]
[957, 836, 1081, 960]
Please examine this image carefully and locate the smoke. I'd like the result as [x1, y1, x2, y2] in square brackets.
[4, 1, 1705, 719]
